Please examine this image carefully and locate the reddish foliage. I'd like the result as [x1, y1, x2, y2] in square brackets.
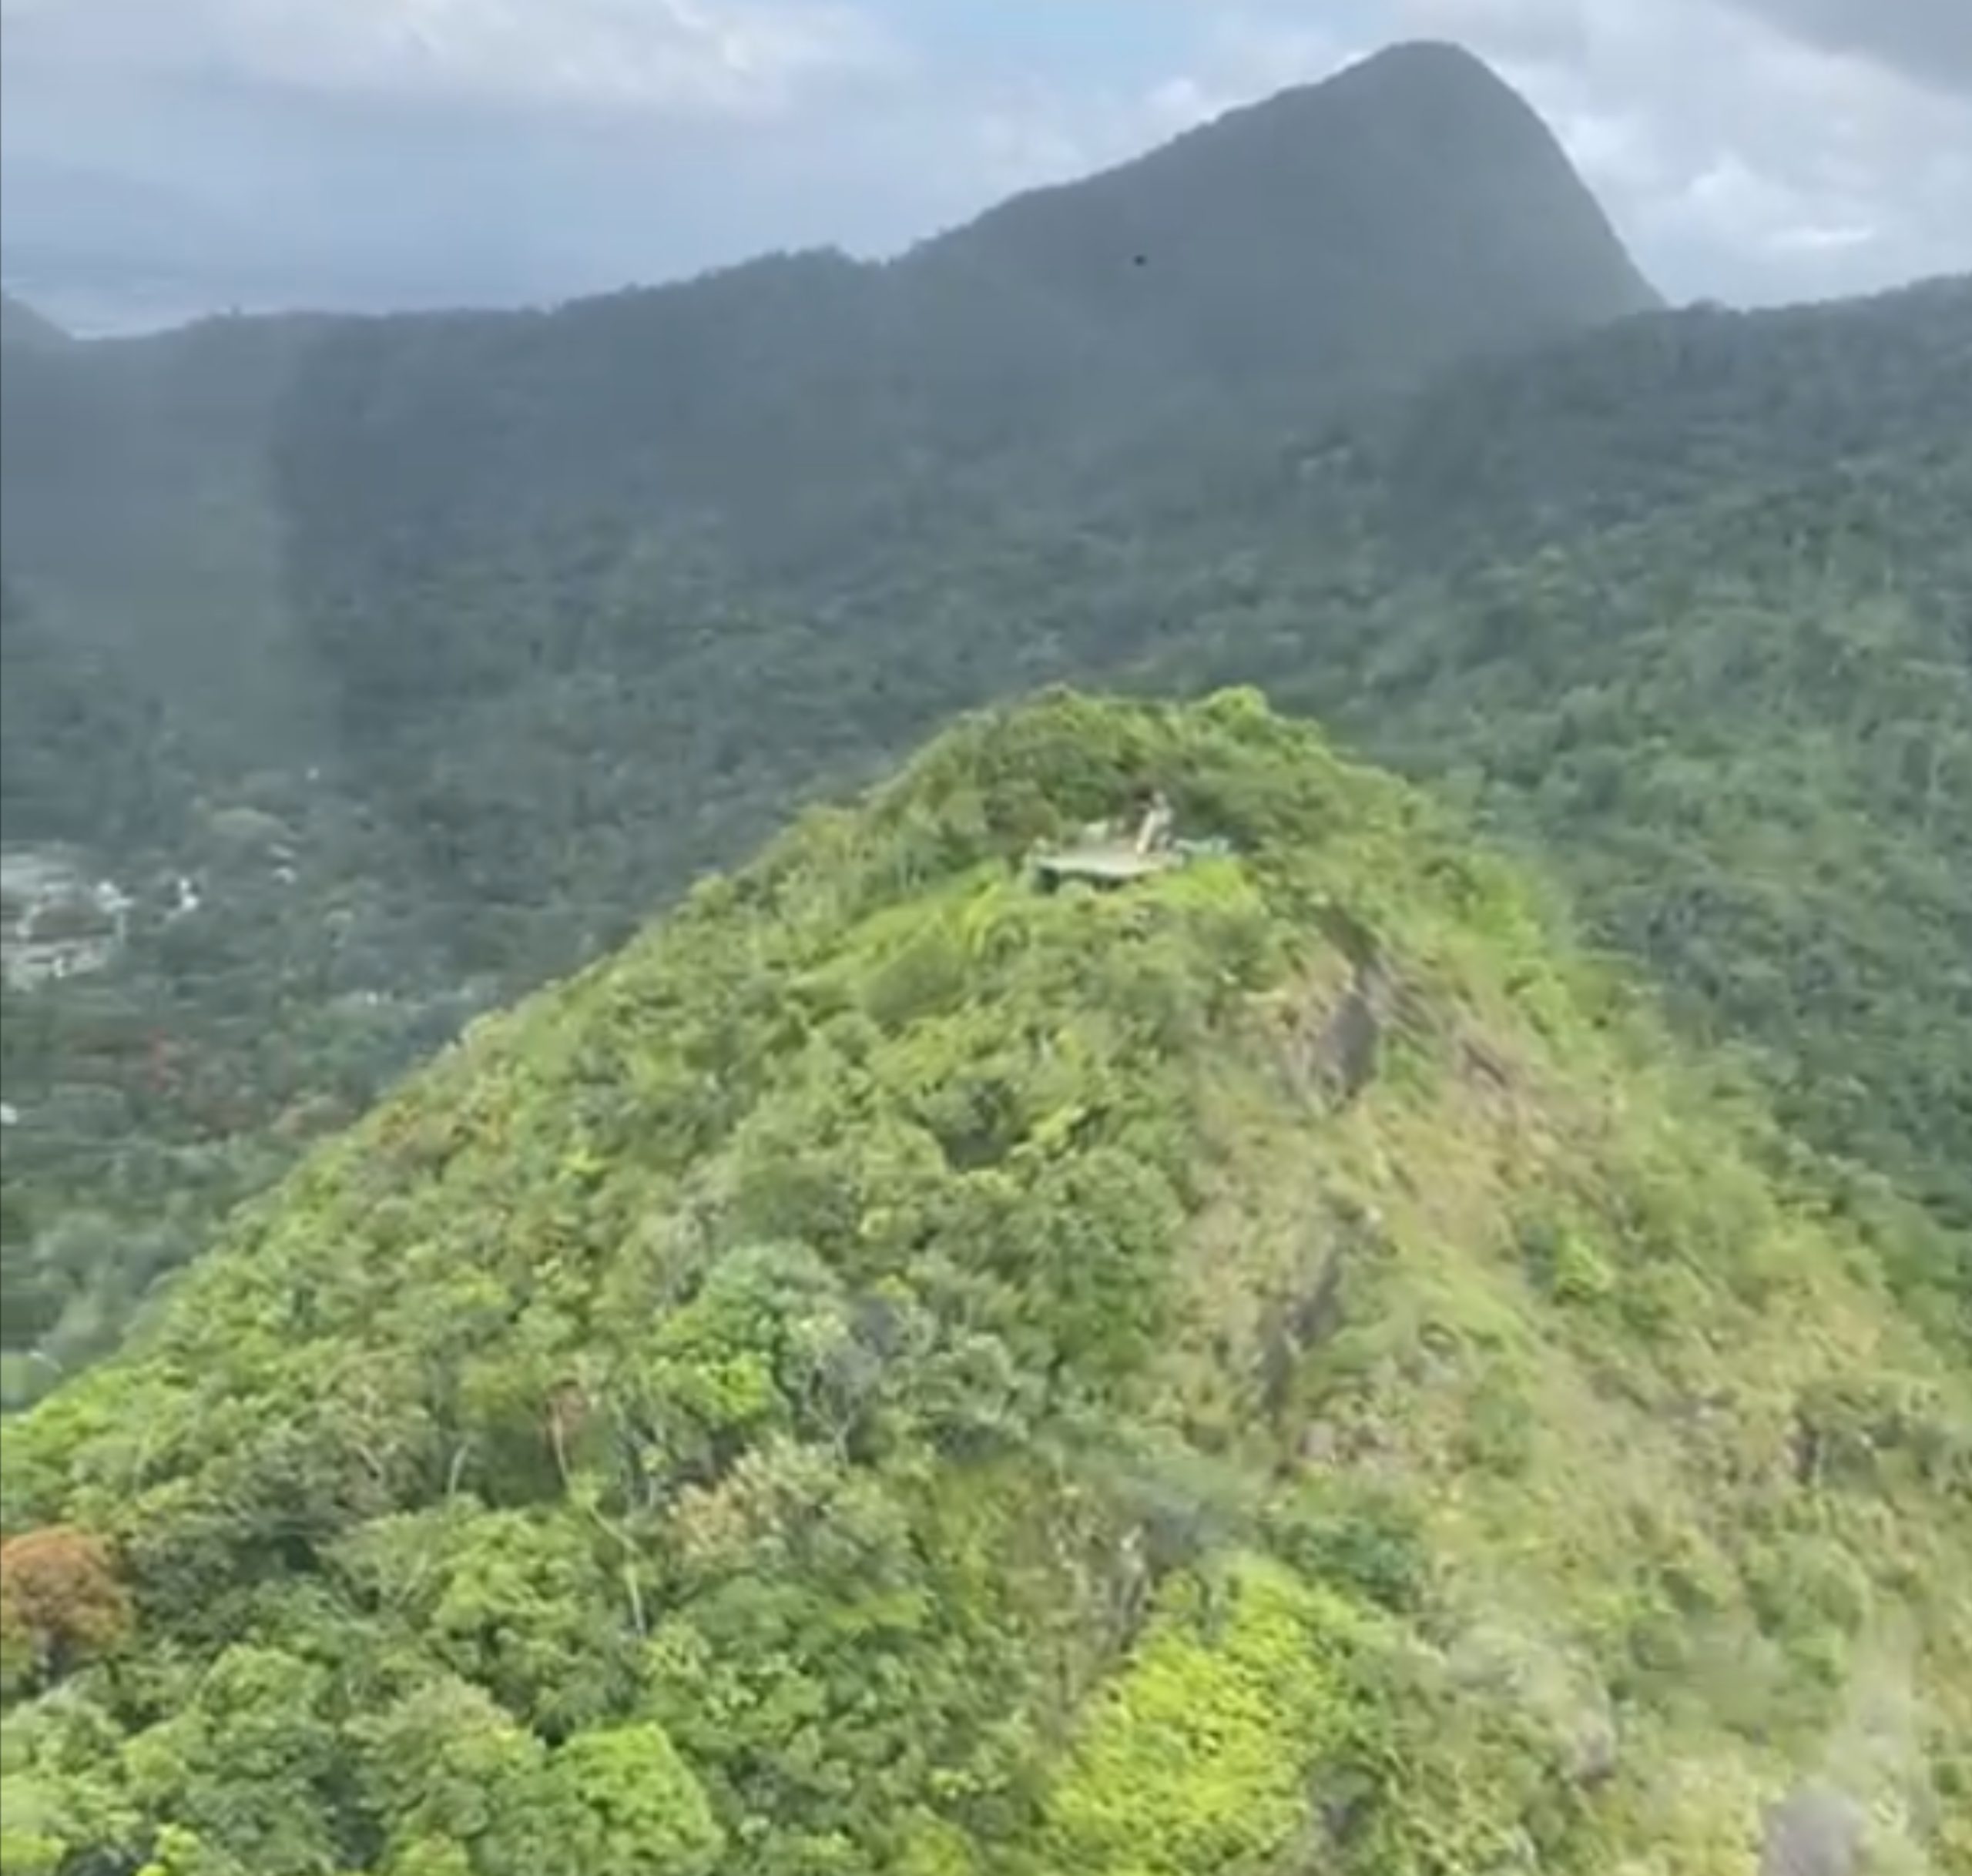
[0, 1526, 132, 1683]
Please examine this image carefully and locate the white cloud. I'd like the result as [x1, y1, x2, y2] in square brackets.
[1383, 0, 1972, 300]
[2, 0, 1968, 326]
[2, 0, 904, 119]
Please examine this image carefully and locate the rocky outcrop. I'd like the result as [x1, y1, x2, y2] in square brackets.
[1759, 1787, 1864, 1876]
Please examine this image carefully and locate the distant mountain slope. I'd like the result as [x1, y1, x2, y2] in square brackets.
[1323, 273, 1972, 562]
[0, 42, 1658, 813]
[272, 41, 1657, 733]
[5, 694, 1967, 1876]
[0, 294, 70, 352]
[932, 41, 1658, 397]
[0, 572, 184, 847]
[0, 313, 333, 786]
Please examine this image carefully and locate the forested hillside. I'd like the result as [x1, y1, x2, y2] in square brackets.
[1135, 279, 1972, 1315]
[1, 42, 1652, 803]
[267, 276, 1972, 1336]
[0, 41, 1685, 1385]
[0, 42, 1965, 1404]
[0, 574, 186, 848]
[4, 28, 1970, 1871]
[0, 310, 330, 791]
[277, 42, 1652, 745]
[5, 694, 1968, 1876]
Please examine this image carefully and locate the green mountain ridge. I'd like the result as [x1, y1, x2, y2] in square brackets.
[265, 43, 1656, 779]
[1108, 278, 1972, 1285]
[2, 263, 1967, 1403]
[0, 39, 1719, 1386]
[263, 274, 1972, 1314]
[4, 692, 1967, 1876]
[0, 312, 333, 792]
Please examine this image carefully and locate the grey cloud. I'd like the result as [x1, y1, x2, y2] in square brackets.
[0, 0, 925, 327]
[0, 0, 904, 117]
[1729, 0, 1972, 95]
[2, 85, 948, 329]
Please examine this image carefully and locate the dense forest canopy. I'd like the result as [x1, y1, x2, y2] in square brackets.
[2, 28, 1969, 1876]
[17, 271, 1966, 1375]
[2, 49, 1967, 1391]
[4, 693, 1968, 1876]
[2, 42, 1656, 775]
[0, 40, 1684, 1388]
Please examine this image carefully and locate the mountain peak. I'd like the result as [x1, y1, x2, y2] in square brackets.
[928, 42, 1658, 400]
[1343, 36, 1504, 79]
[1316, 37, 1592, 149]
[1242, 37, 1510, 116]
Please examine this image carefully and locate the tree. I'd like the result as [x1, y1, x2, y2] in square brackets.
[494, 1725, 722, 1876]
[0, 1526, 130, 1694]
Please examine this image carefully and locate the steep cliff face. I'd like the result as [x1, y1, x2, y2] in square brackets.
[4, 693, 1966, 1876]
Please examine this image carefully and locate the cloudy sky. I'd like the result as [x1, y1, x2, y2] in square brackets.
[2, 0, 1968, 333]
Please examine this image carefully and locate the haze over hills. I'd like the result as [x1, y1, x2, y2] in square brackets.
[0, 42, 1657, 746]
[0, 309, 333, 791]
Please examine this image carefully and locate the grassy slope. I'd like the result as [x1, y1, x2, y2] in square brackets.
[3, 695, 1967, 1876]
[1136, 438, 1972, 1325]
